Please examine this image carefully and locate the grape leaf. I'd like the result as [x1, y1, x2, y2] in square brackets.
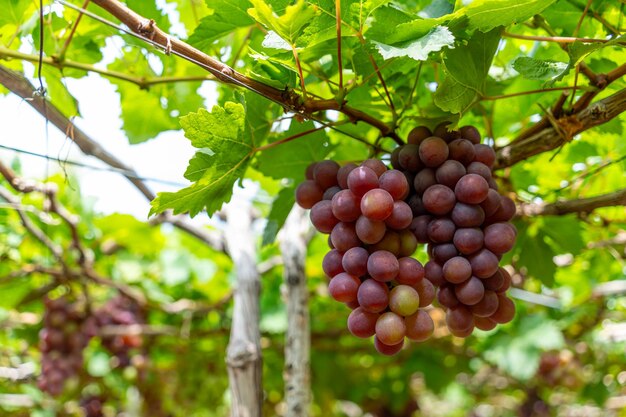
[512, 57, 568, 80]
[248, 0, 317, 44]
[262, 187, 295, 246]
[188, 0, 253, 50]
[462, 0, 557, 32]
[373, 26, 455, 61]
[150, 102, 253, 217]
[434, 27, 501, 114]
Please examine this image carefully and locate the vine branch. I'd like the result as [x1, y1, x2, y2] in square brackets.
[517, 188, 626, 216]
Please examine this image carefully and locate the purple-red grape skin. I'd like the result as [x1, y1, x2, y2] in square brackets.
[295, 180, 323, 209]
[347, 307, 379, 338]
[348, 166, 379, 197]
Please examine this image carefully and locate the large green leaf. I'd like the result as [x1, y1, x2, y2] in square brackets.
[462, 0, 557, 32]
[188, 0, 254, 50]
[248, 0, 317, 44]
[150, 102, 253, 217]
[262, 187, 295, 246]
[512, 57, 568, 81]
[373, 26, 455, 61]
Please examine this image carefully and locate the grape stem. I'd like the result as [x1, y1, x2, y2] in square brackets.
[517, 188, 626, 216]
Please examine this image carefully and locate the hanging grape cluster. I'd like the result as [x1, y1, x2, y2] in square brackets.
[38, 296, 90, 396]
[94, 295, 143, 368]
[295, 124, 516, 355]
[80, 395, 105, 417]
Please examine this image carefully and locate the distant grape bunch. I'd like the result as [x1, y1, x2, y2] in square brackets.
[94, 295, 143, 368]
[295, 124, 516, 355]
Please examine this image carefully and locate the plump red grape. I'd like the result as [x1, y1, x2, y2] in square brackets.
[355, 216, 386, 244]
[455, 174, 489, 204]
[427, 218, 456, 243]
[484, 222, 516, 254]
[423, 185, 456, 215]
[436, 160, 466, 188]
[295, 180, 323, 209]
[337, 163, 357, 189]
[369, 231, 401, 255]
[323, 186, 341, 200]
[410, 215, 432, 243]
[470, 290, 499, 317]
[497, 268, 512, 293]
[376, 312, 406, 345]
[407, 126, 432, 145]
[490, 294, 515, 324]
[474, 144, 496, 167]
[328, 272, 361, 303]
[483, 269, 505, 291]
[480, 189, 502, 217]
[466, 161, 492, 181]
[390, 147, 402, 170]
[405, 310, 434, 341]
[330, 222, 360, 252]
[398, 230, 418, 257]
[413, 168, 437, 195]
[357, 279, 389, 313]
[313, 160, 340, 189]
[432, 243, 458, 264]
[331, 190, 361, 222]
[448, 139, 476, 165]
[342, 247, 369, 277]
[446, 305, 474, 333]
[413, 278, 436, 307]
[424, 260, 445, 286]
[474, 316, 497, 331]
[397, 257, 425, 286]
[310, 200, 339, 233]
[379, 169, 409, 200]
[305, 162, 317, 180]
[419, 137, 449, 167]
[385, 201, 413, 230]
[451, 203, 485, 227]
[437, 284, 459, 308]
[398, 144, 422, 172]
[453, 228, 484, 254]
[469, 248, 499, 278]
[389, 285, 420, 316]
[486, 196, 516, 223]
[374, 336, 404, 355]
[347, 307, 379, 338]
[347, 166, 379, 197]
[460, 125, 481, 144]
[442, 256, 472, 284]
[361, 188, 394, 221]
[322, 249, 344, 278]
[367, 250, 399, 282]
[362, 159, 388, 177]
[455, 276, 485, 305]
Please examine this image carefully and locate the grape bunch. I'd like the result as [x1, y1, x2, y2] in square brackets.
[38, 297, 90, 396]
[296, 159, 436, 355]
[94, 295, 143, 367]
[80, 395, 105, 417]
[295, 123, 517, 353]
[392, 124, 517, 337]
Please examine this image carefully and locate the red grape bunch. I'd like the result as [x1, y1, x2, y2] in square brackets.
[38, 296, 91, 396]
[94, 296, 143, 367]
[296, 159, 436, 355]
[80, 395, 105, 417]
[393, 124, 517, 337]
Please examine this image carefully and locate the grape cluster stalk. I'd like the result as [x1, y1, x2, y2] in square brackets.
[295, 124, 517, 354]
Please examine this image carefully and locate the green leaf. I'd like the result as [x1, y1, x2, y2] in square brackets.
[516, 226, 557, 285]
[434, 27, 501, 114]
[373, 26, 455, 61]
[150, 102, 252, 217]
[0, 0, 32, 26]
[512, 57, 568, 80]
[255, 120, 332, 182]
[462, 0, 557, 32]
[262, 187, 295, 246]
[188, 0, 254, 50]
[248, 0, 317, 44]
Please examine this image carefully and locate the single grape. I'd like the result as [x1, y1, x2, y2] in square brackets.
[466, 161, 492, 181]
[355, 216, 386, 244]
[490, 294, 515, 324]
[442, 256, 472, 284]
[361, 188, 394, 221]
[397, 257, 425, 286]
[398, 230, 418, 257]
[398, 144, 422, 172]
[474, 316, 497, 331]
[385, 201, 413, 230]
[419, 137, 449, 167]
[375, 312, 406, 345]
[310, 200, 339, 233]
[330, 222, 360, 252]
[409, 215, 432, 243]
[437, 284, 459, 308]
[379, 169, 409, 200]
[390, 147, 402, 170]
[423, 185, 456, 215]
[427, 217, 456, 243]
[389, 285, 420, 316]
[374, 336, 404, 355]
[337, 163, 357, 189]
[331, 190, 361, 222]
[473, 144, 496, 167]
[413, 168, 437, 195]
[470, 290, 499, 317]
[405, 310, 434, 341]
[483, 269, 505, 292]
[450, 324, 474, 338]
[455, 276, 485, 305]
[295, 180, 323, 209]
[407, 126, 432, 145]
[497, 267, 512, 293]
[342, 247, 369, 277]
[367, 250, 399, 282]
[347, 307, 379, 338]
[328, 273, 360, 302]
[323, 186, 341, 201]
[347, 166, 379, 197]
[455, 174, 489, 204]
[323, 249, 344, 278]
[432, 243, 458, 264]
[448, 139, 476, 165]
[357, 279, 390, 313]
[445, 305, 474, 333]
[453, 228, 484, 255]
[460, 125, 481, 144]
[480, 189, 502, 217]
[486, 196, 516, 224]
[361, 159, 388, 177]
[424, 260, 445, 286]
[313, 160, 340, 189]
[484, 222, 516, 254]
[436, 160, 466, 188]
[469, 249, 499, 278]
[369, 230, 401, 256]
[451, 203, 485, 228]
[305, 162, 317, 180]
[413, 278, 436, 307]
